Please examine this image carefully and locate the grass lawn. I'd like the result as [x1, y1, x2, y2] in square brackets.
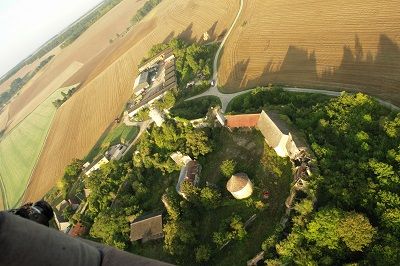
[84, 123, 139, 162]
[0, 85, 75, 208]
[199, 128, 293, 265]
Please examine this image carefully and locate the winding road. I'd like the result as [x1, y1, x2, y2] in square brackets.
[186, 0, 399, 112]
[186, 0, 247, 112]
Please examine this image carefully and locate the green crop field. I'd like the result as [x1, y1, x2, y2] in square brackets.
[0, 85, 78, 209]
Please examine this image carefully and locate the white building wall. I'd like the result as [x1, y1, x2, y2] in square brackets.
[231, 180, 254, 199]
[149, 109, 165, 127]
[274, 135, 290, 157]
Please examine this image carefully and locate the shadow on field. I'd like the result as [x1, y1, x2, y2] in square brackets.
[224, 34, 400, 104]
[177, 22, 196, 43]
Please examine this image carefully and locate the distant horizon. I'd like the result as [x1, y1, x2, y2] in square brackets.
[0, 0, 104, 78]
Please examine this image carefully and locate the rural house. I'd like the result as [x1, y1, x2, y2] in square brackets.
[149, 108, 165, 127]
[222, 110, 300, 158]
[225, 113, 260, 128]
[106, 144, 127, 161]
[83, 156, 109, 176]
[128, 48, 177, 117]
[53, 210, 71, 232]
[170, 152, 192, 166]
[133, 71, 150, 96]
[130, 213, 164, 243]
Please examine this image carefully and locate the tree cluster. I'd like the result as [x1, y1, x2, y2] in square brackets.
[255, 92, 400, 265]
[130, 0, 162, 25]
[52, 86, 78, 108]
[0, 55, 54, 108]
[143, 38, 217, 86]
[134, 120, 213, 173]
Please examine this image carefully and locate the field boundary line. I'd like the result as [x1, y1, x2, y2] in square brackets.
[0, 172, 9, 209]
[17, 108, 58, 206]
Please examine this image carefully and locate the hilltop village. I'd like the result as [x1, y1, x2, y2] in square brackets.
[44, 37, 399, 265]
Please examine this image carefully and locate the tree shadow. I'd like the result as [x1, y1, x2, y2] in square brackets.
[223, 59, 250, 89]
[232, 34, 400, 103]
[248, 45, 318, 88]
[207, 21, 219, 41]
[162, 31, 175, 44]
[320, 34, 400, 97]
[177, 22, 196, 43]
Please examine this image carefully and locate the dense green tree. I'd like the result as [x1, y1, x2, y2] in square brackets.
[304, 208, 342, 250]
[200, 187, 221, 209]
[220, 160, 237, 177]
[90, 209, 130, 249]
[337, 212, 376, 251]
[195, 245, 211, 263]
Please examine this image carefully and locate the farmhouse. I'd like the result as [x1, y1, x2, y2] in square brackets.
[106, 144, 127, 161]
[176, 160, 202, 198]
[84, 156, 109, 176]
[133, 71, 150, 96]
[226, 173, 254, 199]
[149, 108, 165, 127]
[130, 213, 164, 243]
[128, 48, 177, 117]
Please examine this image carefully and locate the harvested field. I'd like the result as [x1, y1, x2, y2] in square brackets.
[0, 85, 74, 209]
[0, 107, 8, 133]
[218, 0, 400, 105]
[24, 0, 239, 202]
[0, 48, 61, 94]
[6, 62, 83, 134]
[5, 0, 145, 136]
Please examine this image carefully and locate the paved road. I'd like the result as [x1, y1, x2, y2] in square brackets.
[185, 0, 245, 111]
[185, 0, 399, 113]
[121, 119, 152, 157]
[185, 86, 251, 112]
[283, 87, 400, 111]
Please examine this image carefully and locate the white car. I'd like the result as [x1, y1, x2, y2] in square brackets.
[211, 80, 215, 86]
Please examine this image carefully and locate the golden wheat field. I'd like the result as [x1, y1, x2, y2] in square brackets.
[23, 0, 239, 202]
[218, 0, 400, 105]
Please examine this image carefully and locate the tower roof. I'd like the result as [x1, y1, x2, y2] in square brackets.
[226, 173, 250, 192]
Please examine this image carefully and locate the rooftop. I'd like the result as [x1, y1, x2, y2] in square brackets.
[257, 111, 289, 148]
[130, 213, 163, 242]
[227, 173, 250, 193]
[225, 114, 260, 128]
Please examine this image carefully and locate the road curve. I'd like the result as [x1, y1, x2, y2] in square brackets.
[185, 0, 245, 111]
[283, 87, 399, 111]
[213, 0, 244, 83]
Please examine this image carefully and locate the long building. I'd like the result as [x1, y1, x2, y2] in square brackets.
[128, 49, 177, 117]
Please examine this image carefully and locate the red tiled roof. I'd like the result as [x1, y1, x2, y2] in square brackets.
[226, 114, 260, 128]
[68, 222, 87, 237]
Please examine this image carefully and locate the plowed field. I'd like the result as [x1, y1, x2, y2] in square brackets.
[218, 0, 400, 105]
[24, 0, 239, 202]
